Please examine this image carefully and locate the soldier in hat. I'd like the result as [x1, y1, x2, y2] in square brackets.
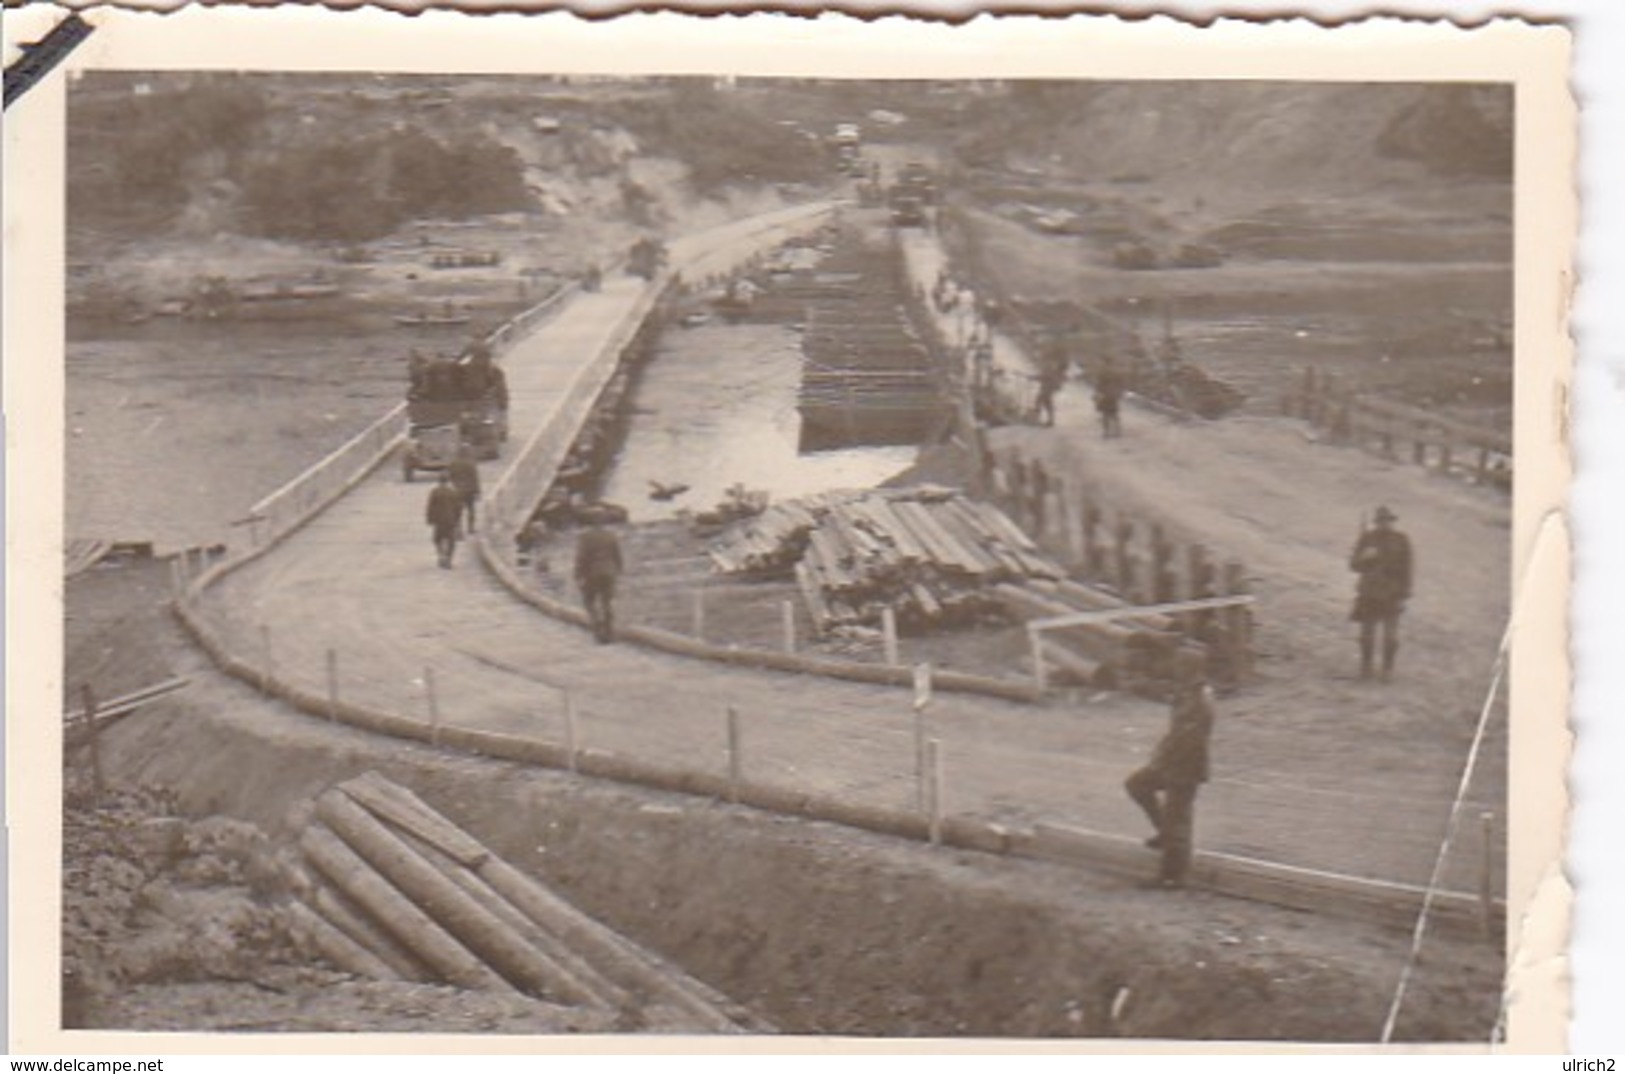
[1124, 644, 1216, 889]
[574, 520, 625, 644]
[1348, 505, 1413, 681]
[424, 472, 465, 569]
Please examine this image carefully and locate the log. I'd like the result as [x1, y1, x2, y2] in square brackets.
[287, 899, 402, 982]
[993, 583, 1135, 666]
[476, 856, 754, 1034]
[287, 896, 401, 981]
[1038, 638, 1104, 687]
[343, 773, 488, 866]
[309, 876, 433, 982]
[344, 776, 764, 1031]
[300, 824, 512, 993]
[1040, 579, 1178, 633]
[317, 792, 578, 1001]
[391, 817, 629, 1011]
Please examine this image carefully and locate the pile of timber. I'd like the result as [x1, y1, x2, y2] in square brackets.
[708, 487, 1065, 633]
[290, 773, 769, 1033]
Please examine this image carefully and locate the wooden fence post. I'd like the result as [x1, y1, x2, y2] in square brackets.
[691, 588, 706, 641]
[1113, 518, 1135, 596]
[781, 600, 797, 654]
[326, 649, 340, 722]
[81, 683, 104, 802]
[1440, 440, 1454, 475]
[1222, 561, 1253, 683]
[564, 690, 579, 773]
[882, 606, 900, 666]
[259, 625, 274, 696]
[925, 738, 944, 846]
[424, 666, 440, 747]
[1300, 367, 1317, 423]
[914, 702, 930, 814]
[1333, 389, 1353, 443]
[1028, 624, 1048, 695]
[1060, 482, 1084, 567]
[1151, 525, 1176, 604]
[1413, 425, 1428, 466]
[1029, 461, 1049, 539]
[1083, 500, 1105, 578]
[726, 704, 742, 803]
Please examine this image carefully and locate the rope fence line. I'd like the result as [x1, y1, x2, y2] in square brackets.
[165, 202, 1504, 943]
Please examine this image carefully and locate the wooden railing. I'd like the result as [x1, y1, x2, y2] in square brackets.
[1284, 366, 1511, 488]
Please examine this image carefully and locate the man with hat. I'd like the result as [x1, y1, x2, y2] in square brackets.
[1124, 644, 1216, 889]
[1348, 505, 1413, 681]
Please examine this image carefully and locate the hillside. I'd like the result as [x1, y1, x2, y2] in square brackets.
[953, 81, 1512, 211]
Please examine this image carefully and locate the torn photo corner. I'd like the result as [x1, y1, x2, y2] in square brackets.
[3, 6, 1574, 1056]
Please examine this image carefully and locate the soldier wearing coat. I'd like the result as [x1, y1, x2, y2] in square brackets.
[1124, 646, 1216, 889]
[425, 472, 465, 569]
[574, 521, 625, 644]
[446, 447, 481, 534]
[1349, 505, 1413, 681]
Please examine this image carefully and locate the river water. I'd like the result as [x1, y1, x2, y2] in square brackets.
[598, 323, 918, 523]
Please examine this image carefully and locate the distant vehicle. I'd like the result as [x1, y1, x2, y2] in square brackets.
[402, 356, 507, 480]
[890, 194, 927, 228]
[893, 162, 939, 205]
[627, 236, 668, 280]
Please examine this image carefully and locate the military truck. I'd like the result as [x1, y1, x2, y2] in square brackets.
[402, 354, 508, 481]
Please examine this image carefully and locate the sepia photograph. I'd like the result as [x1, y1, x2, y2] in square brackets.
[6, 10, 1574, 1053]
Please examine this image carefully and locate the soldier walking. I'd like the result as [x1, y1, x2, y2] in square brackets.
[574, 521, 625, 644]
[447, 446, 481, 534]
[425, 472, 464, 569]
[1348, 505, 1413, 681]
[1033, 341, 1068, 427]
[1124, 646, 1216, 889]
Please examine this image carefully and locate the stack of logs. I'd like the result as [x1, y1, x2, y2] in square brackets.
[288, 772, 768, 1033]
[708, 487, 1066, 634]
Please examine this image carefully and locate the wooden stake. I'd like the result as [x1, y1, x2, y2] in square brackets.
[726, 705, 741, 803]
[424, 666, 440, 746]
[781, 600, 797, 654]
[882, 606, 900, 666]
[926, 738, 944, 845]
[259, 624, 274, 696]
[691, 588, 706, 640]
[914, 704, 930, 814]
[81, 683, 103, 802]
[326, 649, 340, 722]
[564, 691, 579, 773]
[1028, 624, 1048, 694]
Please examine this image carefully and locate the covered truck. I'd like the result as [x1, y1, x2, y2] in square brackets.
[402, 349, 508, 480]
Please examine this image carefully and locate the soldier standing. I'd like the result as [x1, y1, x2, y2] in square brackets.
[425, 472, 464, 569]
[1349, 505, 1413, 681]
[574, 521, 625, 644]
[1124, 646, 1216, 889]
